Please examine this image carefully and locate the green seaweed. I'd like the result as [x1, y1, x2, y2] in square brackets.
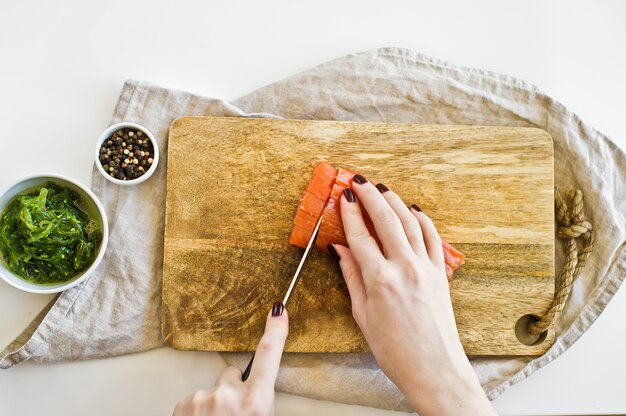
[0, 182, 102, 284]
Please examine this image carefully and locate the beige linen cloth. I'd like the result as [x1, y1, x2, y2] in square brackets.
[1, 48, 625, 412]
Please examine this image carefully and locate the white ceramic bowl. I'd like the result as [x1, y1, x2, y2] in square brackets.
[94, 122, 159, 186]
[0, 174, 109, 294]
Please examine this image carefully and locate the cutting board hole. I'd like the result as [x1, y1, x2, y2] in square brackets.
[515, 314, 548, 346]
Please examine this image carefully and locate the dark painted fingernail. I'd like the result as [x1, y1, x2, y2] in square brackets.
[375, 183, 389, 193]
[411, 204, 422, 212]
[327, 244, 340, 261]
[272, 301, 284, 316]
[343, 188, 356, 202]
[352, 174, 367, 184]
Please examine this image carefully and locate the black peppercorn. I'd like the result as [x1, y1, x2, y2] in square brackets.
[98, 127, 155, 181]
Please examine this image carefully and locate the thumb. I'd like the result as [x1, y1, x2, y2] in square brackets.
[331, 244, 367, 325]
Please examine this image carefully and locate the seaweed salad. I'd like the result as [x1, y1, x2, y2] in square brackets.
[0, 182, 102, 284]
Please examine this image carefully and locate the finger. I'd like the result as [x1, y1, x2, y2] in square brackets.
[340, 188, 385, 271]
[332, 244, 367, 325]
[248, 304, 289, 387]
[410, 206, 445, 271]
[375, 184, 427, 258]
[350, 175, 413, 258]
[215, 366, 243, 386]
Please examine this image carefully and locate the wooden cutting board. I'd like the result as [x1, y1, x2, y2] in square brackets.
[162, 116, 555, 356]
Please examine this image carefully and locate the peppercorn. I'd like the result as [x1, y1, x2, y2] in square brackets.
[98, 127, 154, 181]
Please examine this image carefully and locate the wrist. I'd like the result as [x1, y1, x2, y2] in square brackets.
[399, 359, 496, 416]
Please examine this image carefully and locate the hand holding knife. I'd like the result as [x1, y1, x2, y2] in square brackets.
[242, 214, 324, 381]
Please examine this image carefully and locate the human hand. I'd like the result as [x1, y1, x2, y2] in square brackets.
[173, 302, 288, 416]
[329, 176, 496, 416]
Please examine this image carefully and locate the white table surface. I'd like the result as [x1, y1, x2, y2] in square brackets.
[1, 1, 625, 414]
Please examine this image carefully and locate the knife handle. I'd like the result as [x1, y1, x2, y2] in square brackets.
[241, 353, 255, 381]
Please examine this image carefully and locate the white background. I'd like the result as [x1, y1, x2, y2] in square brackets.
[1, 1, 625, 414]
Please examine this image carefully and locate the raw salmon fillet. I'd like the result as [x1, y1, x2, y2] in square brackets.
[288, 162, 338, 249]
[288, 162, 465, 280]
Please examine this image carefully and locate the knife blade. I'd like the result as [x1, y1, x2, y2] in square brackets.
[242, 214, 324, 381]
[282, 213, 323, 306]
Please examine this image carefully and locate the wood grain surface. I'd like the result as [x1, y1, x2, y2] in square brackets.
[162, 116, 555, 355]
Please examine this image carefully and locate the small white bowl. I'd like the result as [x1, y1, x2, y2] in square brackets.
[94, 122, 159, 186]
[0, 174, 109, 294]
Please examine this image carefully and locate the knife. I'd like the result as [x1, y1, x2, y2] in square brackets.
[242, 214, 324, 381]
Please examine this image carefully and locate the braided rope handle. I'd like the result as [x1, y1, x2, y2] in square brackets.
[528, 189, 595, 335]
